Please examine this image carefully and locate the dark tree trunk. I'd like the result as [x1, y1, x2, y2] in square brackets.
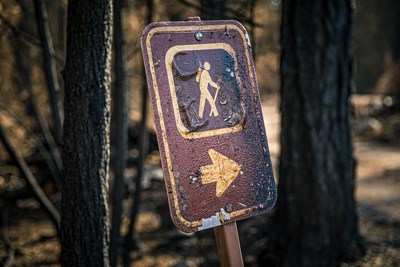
[248, 0, 257, 63]
[260, 0, 364, 266]
[110, 0, 127, 265]
[200, 0, 227, 20]
[61, 0, 113, 266]
[392, 1, 400, 63]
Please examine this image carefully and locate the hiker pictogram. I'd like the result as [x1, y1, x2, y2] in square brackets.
[196, 62, 220, 118]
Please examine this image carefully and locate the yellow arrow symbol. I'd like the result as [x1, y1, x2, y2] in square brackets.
[200, 149, 241, 197]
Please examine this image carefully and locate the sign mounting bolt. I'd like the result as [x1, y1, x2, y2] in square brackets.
[225, 203, 233, 213]
[195, 31, 203, 41]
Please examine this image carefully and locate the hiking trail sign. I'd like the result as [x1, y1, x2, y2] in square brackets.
[141, 19, 277, 233]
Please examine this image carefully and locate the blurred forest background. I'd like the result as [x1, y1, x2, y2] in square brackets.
[0, 0, 399, 266]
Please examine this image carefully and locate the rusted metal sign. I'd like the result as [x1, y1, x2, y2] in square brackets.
[141, 20, 277, 233]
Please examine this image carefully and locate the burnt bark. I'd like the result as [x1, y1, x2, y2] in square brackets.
[259, 0, 364, 266]
[61, 0, 113, 266]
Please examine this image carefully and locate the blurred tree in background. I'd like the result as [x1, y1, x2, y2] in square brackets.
[259, 0, 364, 266]
[355, 0, 400, 94]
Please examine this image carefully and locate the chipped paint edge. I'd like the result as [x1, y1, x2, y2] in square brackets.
[198, 208, 231, 231]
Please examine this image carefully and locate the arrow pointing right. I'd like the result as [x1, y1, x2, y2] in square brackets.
[200, 149, 241, 197]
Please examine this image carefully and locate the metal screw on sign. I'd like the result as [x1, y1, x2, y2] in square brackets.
[225, 203, 233, 213]
[141, 17, 277, 267]
[195, 31, 203, 41]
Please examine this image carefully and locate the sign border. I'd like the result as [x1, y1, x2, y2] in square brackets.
[143, 22, 268, 231]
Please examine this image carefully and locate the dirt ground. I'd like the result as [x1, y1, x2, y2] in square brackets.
[1, 96, 400, 266]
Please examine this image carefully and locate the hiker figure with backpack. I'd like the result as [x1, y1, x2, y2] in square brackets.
[196, 61, 220, 118]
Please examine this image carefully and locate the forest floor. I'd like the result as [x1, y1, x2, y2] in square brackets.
[1, 95, 400, 266]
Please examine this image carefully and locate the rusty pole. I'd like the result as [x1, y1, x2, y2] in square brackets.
[214, 222, 244, 267]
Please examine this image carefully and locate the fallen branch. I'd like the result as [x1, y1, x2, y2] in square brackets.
[0, 13, 41, 46]
[0, 206, 22, 267]
[34, 0, 63, 142]
[2, 247, 15, 267]
[0, 124, 60, 232]
[0, 102, 62, 190]
[0, 11, 64, 65]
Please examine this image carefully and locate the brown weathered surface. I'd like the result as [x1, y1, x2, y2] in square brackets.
[141, 20, 276, 233]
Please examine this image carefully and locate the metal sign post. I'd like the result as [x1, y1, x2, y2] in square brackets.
[141, 18, 276, 266]
[214, 222, 244, 266]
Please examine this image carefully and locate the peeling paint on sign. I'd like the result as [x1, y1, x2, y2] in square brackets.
[198, 208, 232, 231]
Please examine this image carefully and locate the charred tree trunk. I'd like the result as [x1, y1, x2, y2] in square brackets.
[259, 0, 364, 266]
[61, 0, 113, 266]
